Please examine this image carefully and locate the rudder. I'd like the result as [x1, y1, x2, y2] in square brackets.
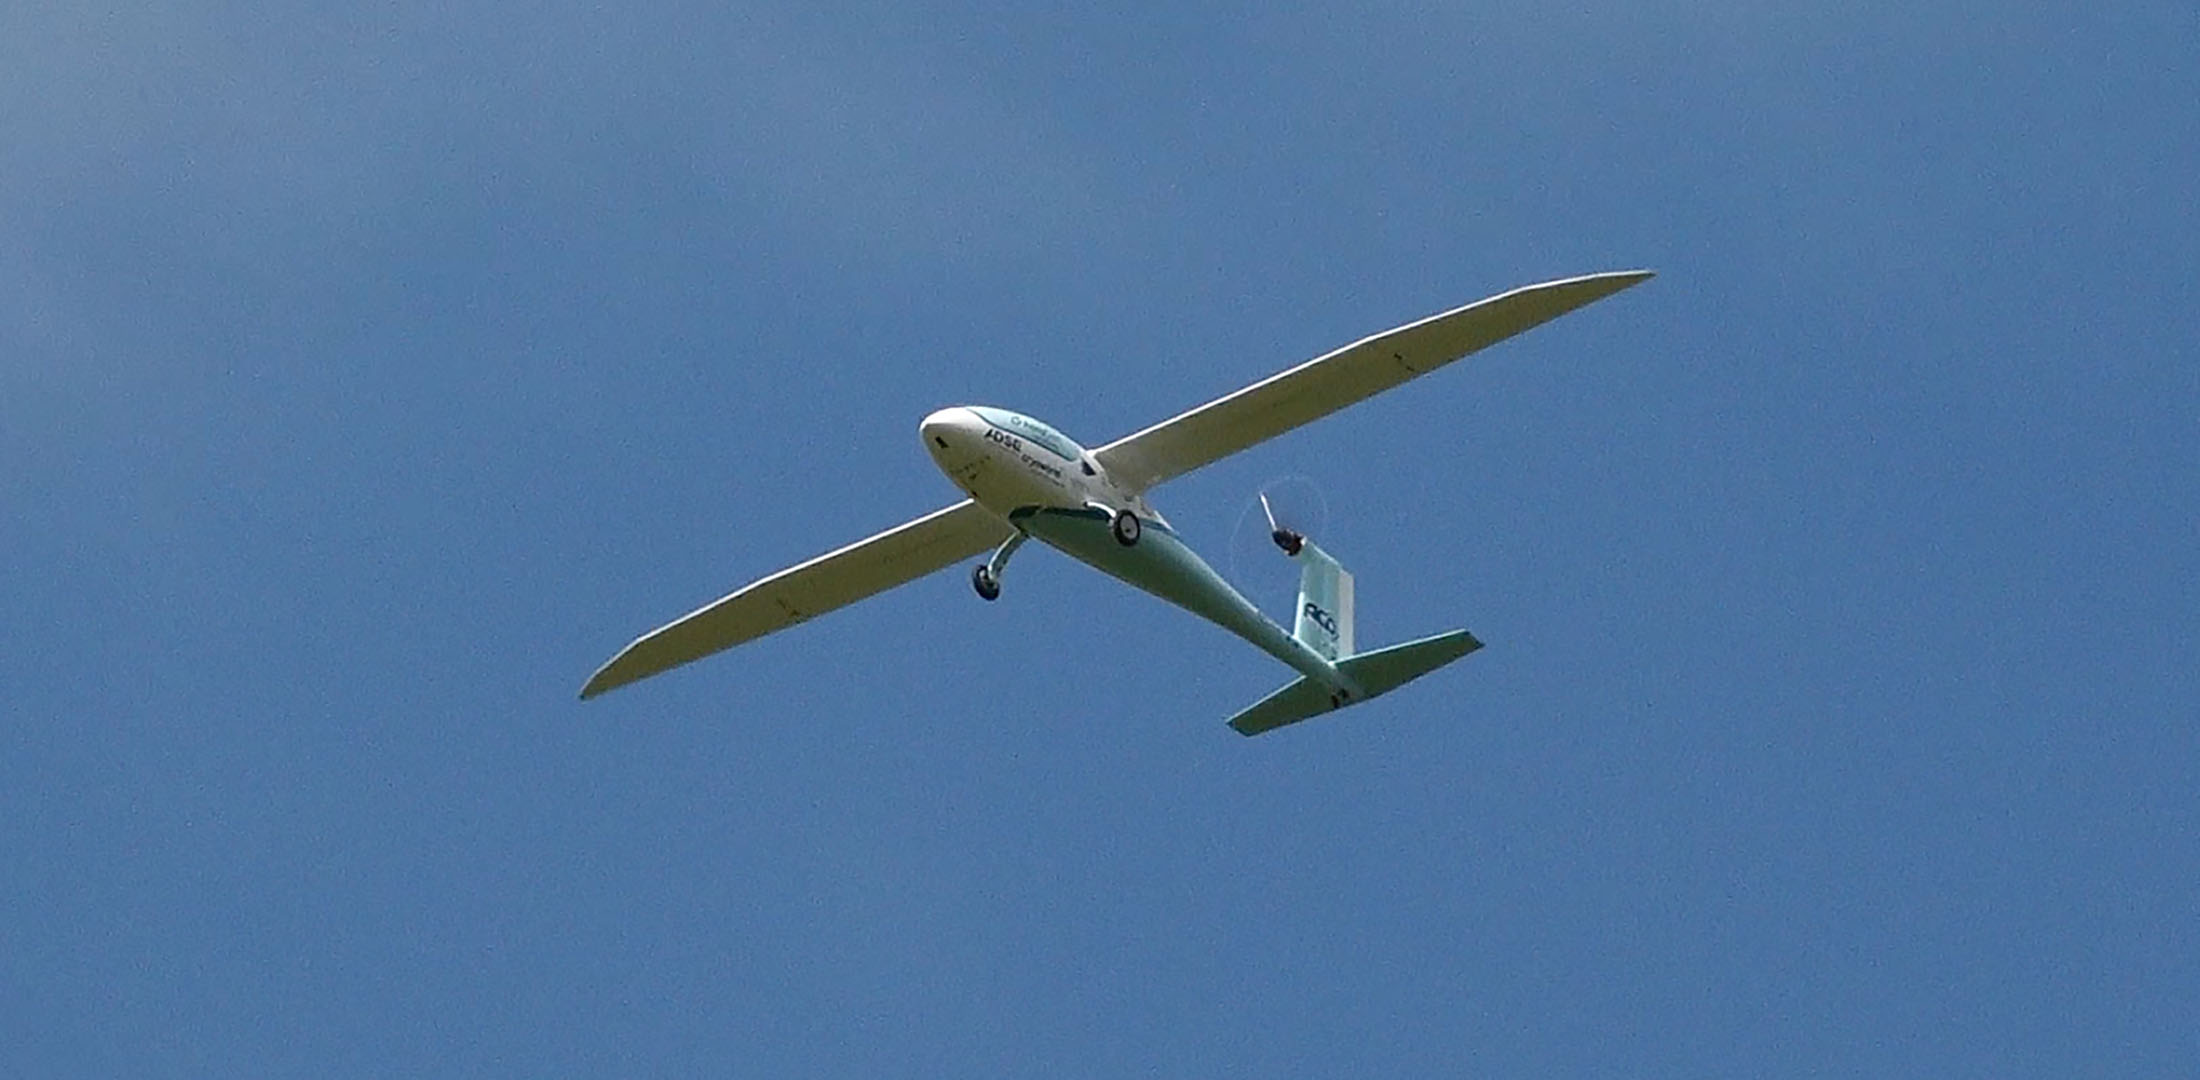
[1292, 540, 1355, 660]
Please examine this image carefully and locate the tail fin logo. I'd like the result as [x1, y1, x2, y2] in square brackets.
[1302, 602, 1339, 637]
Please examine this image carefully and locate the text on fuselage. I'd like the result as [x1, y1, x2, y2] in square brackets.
[987, 427, 1065, 484]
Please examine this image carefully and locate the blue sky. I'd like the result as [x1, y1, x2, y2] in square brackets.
[5, 2, 2195, 1075]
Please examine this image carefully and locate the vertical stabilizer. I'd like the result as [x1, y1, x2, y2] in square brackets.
[1292, 540, 1355, 660]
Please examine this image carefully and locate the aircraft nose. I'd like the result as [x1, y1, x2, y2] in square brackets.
[921, 407, 976, 458]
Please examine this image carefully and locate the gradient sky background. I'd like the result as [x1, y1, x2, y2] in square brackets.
[5, 3, 2196, 1075]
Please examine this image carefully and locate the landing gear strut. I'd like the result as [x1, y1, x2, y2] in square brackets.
[971, 530, 1028, 602]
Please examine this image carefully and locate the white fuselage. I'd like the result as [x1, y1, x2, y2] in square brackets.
[919, 406, 1159, 526]
[919, 405, 1351, 695]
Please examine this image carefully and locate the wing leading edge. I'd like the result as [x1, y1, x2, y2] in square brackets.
[1092, 270, 1654, 493]
[579, 499, 1012, 699]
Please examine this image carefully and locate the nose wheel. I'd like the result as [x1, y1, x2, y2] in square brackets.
[1111, 508, 1142, 547]
[971, 564, 1001, 602]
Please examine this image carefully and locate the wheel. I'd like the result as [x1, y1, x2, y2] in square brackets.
[971, 564, 1000, 601]
[1111, 508, 1141, 547]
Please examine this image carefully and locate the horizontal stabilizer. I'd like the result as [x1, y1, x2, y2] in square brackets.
[1226, 629, 1483, 736]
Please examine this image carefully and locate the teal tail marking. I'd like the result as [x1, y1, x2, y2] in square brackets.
[1226, 629, 1483, 736]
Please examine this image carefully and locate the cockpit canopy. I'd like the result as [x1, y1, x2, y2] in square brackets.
[968, 406, 1085, 464]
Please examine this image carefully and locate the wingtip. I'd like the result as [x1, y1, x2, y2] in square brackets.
[577, 658, 624, 701]
[1530, 268, 1655, 301]
[1572, 269, 1656, 304]
[579, 667, 632, 700]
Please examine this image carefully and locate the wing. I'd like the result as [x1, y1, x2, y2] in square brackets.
[1093, 270, 1654, 492]
[580, 499, 1013, 698]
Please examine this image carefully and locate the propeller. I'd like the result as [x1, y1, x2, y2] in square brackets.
[1224, 475, 1331, 612]
[1260, 492, 1305, 556]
